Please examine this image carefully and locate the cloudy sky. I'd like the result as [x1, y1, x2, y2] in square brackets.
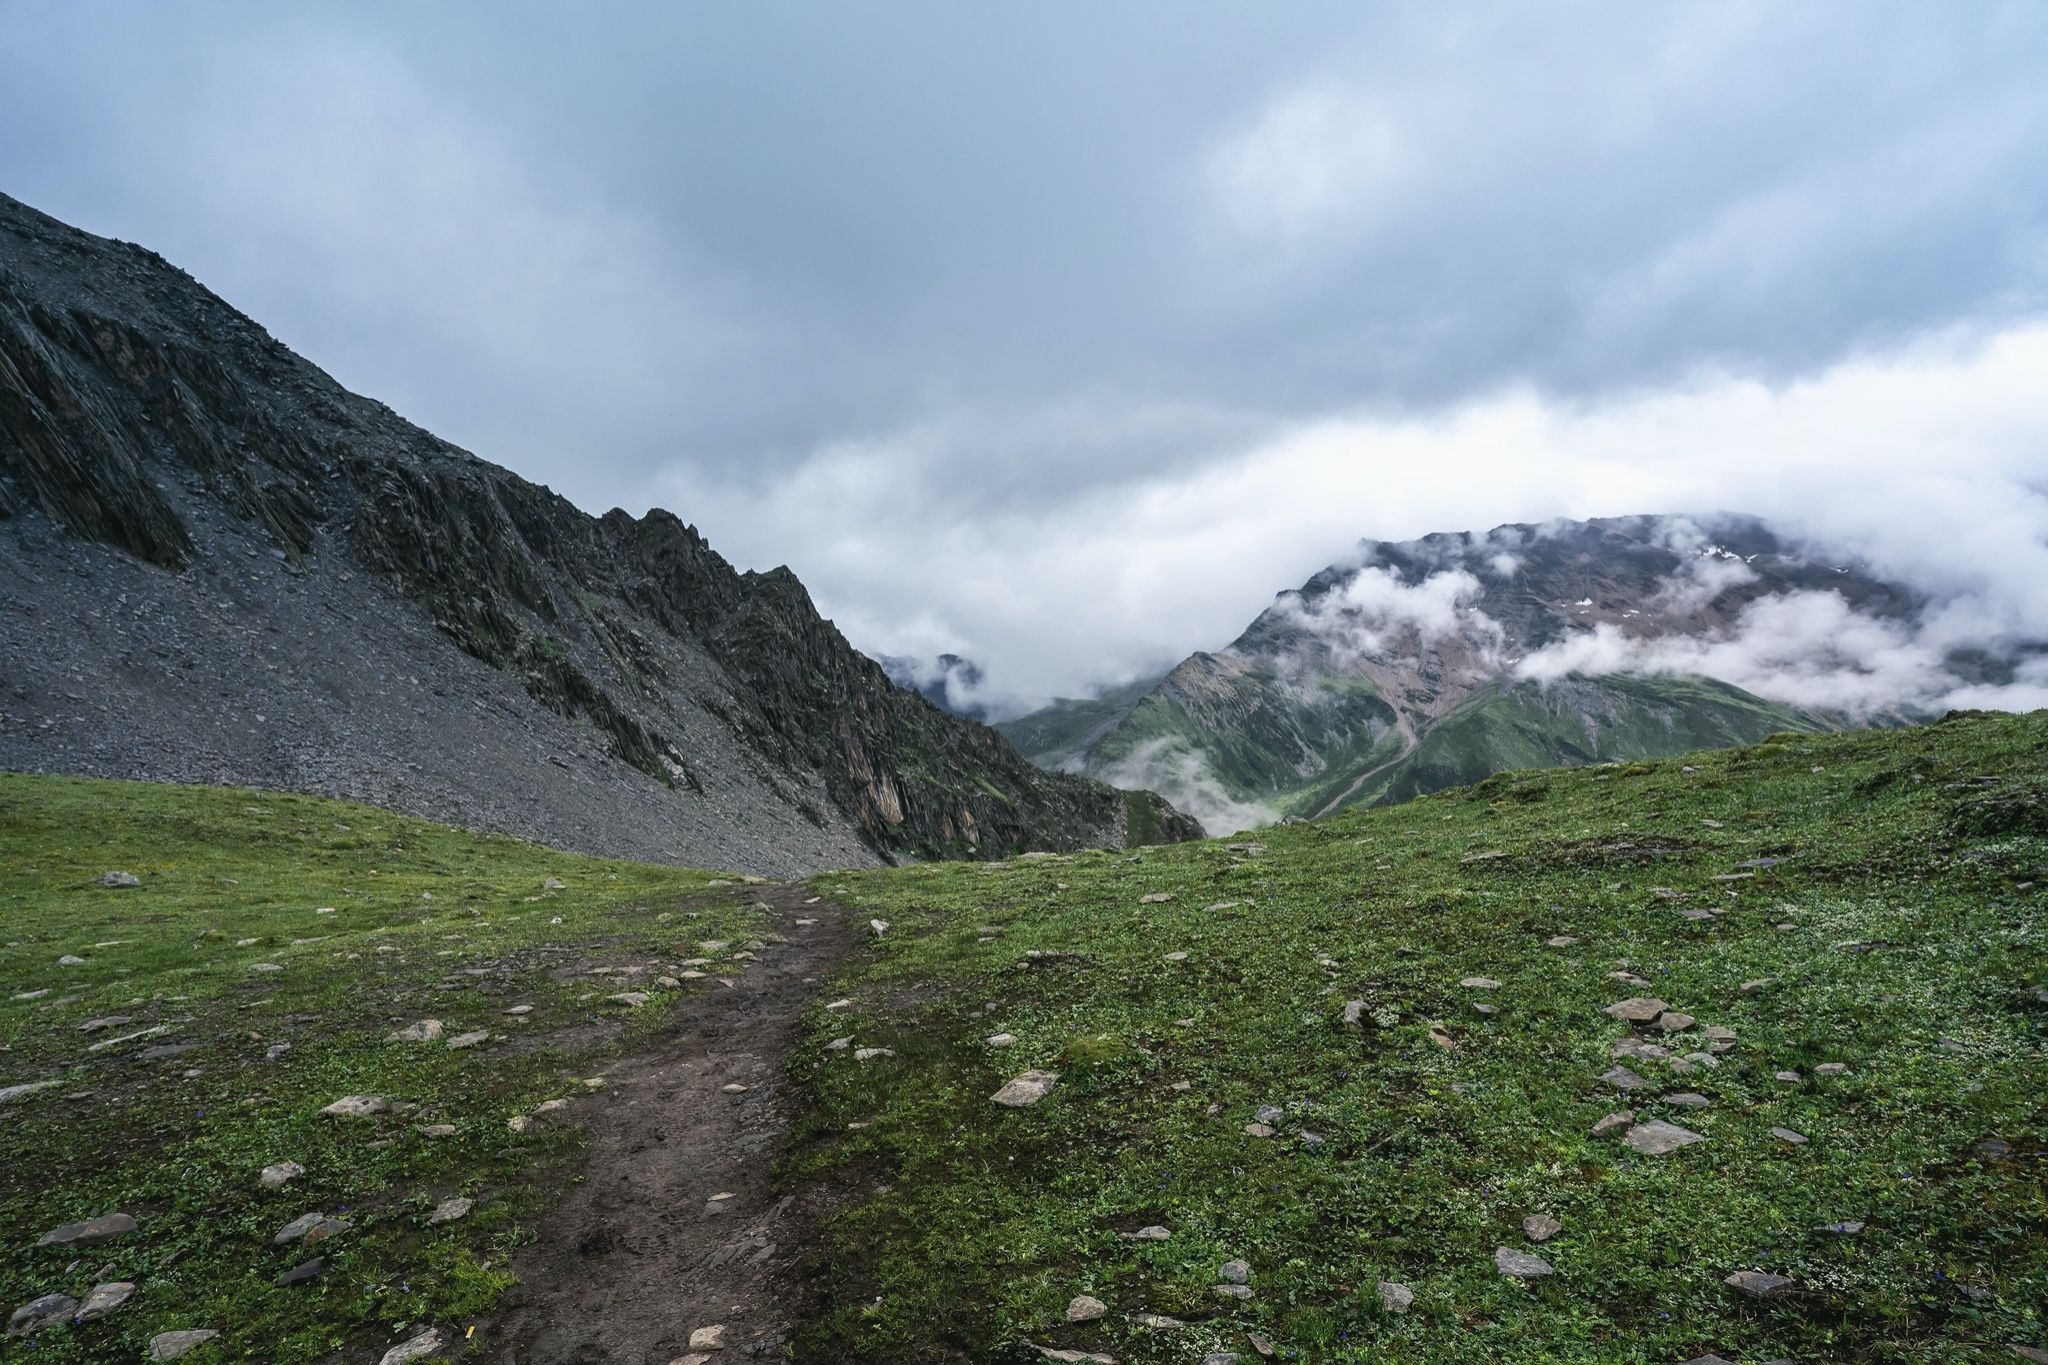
[5, 2, 2047, 707]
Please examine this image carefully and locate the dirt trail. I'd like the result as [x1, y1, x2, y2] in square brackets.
[486, 884, 853, 1364]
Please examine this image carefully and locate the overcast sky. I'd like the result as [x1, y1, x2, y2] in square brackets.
[5, 2, 2047, 704]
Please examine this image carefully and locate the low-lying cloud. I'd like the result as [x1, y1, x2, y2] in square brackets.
[1097, 738, 1280, 839]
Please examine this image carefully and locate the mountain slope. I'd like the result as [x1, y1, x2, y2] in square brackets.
[0, 192, 1197, 873]
[1001, 515, 1907, 831]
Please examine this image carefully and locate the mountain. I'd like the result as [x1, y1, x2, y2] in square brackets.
[999, 514, 1933, 832]
[876, 652, 994, 721]
[0, 193, 1198, 874]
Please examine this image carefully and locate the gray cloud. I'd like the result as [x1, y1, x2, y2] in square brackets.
[4, 4, 2046, 701]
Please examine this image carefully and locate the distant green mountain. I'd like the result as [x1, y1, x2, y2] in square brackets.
[998, 515, 1901, 832]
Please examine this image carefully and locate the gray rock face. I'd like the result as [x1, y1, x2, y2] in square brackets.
[0, 193, 1197, 878]
[1522, 1213, 1562, 1242]
[1590, 1110, 1635, 1137]
[377, 1329, 444, 1365]
[1218, 1258, 1252, 1284]
[1604, 997, 1670, 1022]
[1771, 1126, 1809, 1145]
[1599, 1066, 1649, 1091]
[428, 1196, 473, 1225]
[97, 871, 140, 887]
[321, 1095, 387, 1118]
[1376, 1280, 1414, 1313]
[149, 1330, 220, 1360]
[1622, 1121, 1706, 1155]
[991, 1070, 1059, 1108]
[75, 1281, 136, 1321]
[388, 1019, 444, 1043]
[36, 1211, 137, 1247]
[8, 1293, 80, 1336]
[1065, 1294, 1107, 1321]
[0, 1080, 61, 1105]
[1494, 1247, 1554, 1279]
[1725, 1269, 1795, 1299]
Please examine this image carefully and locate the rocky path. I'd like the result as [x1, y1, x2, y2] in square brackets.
[485, 884, 854, 1365]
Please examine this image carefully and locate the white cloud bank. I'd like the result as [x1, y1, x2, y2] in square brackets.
[673, 321, 2048, 712]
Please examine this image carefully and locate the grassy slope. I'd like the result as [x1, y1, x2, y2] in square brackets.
[789, 711, 2048, 1363]
[996, 678, 1164, 771]
[1358, 676, 1824, 808]
[0, 775, 757, 1362]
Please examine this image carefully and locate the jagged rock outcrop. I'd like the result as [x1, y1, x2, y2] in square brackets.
[0, 192, 1197, 873]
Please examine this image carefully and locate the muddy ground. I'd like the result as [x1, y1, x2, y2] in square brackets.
[485, 884, 855, 1364]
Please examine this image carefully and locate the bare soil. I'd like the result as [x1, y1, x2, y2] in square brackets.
[484, 885, 854, 1364]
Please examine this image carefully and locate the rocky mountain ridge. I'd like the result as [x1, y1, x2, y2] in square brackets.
[1000, 514, 1939, 831]
[0, 192, 1197, 873]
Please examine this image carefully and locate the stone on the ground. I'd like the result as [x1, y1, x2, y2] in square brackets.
[1605, 997, 1669, 1022]
[321, 1095, 387, 1118]
[58, 954, 86, 967]
[542, 876, 566, 890]
[1218, 1258, 1251, 1284]
[1623, 1120, 1706, 1155]
[1667, 1092, 1711, 1109]
[1599, 1066, 1649, 1091]
[1681, 1357, 1738, 1365]
[1376, 1280, 1414, 1313]
[1739, 978, 1772, 994]
[1771, 1126, 1809, 1145]
[1494, 1247, 1554, 1279]
[419, 1123, 457, 1138]
[870, 919, 890, 935]
[1164, 951, 1188, 962]
[0, 1081, 61, 1106]
[428, 1196, 473, 1224]
[9, 1293, 79, 1336]
[1655, 1012, 1697, 1033]
[1725, 1270, 1794, 1299]
[37, 1211, 137, 1247]
[1461, 977, 1501, 989]
[377, 1328, 443, 1365]
[1815, 1062, 1850, 1077]
[1132, 1313, 1184, 1328]
[1590, 1110, 1635, 1137]
[78, 1014, 133, 1033]
[992, 1069, 1059, 1107]
[1122, 1225, 1171, 1240]
[1066, 1294, 1108, 1321]
[1030, 1349, 1116, 1364]
[1342, 1000, 1366, 1026]
[986, 1032, 1018, 1047]
[1213, 1284, 1252, 1300]
[273, 1211, 346, 1245]
[504, 1004, 533, 1015]
[446, 1030, 489, 1050]
[150, 1329, 220, 1360]
[1547, 936, 1578, 947]
[1818, 1219, 1865, 1235]
[388, 1019, 443, 1043]
[1522, 1213, 1562, 1242]
[688, 1324, 727, 1350]
[99, 871, 140, 887]
[1243, 1122, 1274, 1138]
[720, 1082, 750, 1094]
[607, 992, 651, 1008]
[1201, 1355, 1240, 1365]
[275, 1258, 324, 1287]
[1140, 892, 1172, 903]
[259, 1160, 306, 1189]
[75, 1281, 136, 1321]
[854, 1047, 895, 1062]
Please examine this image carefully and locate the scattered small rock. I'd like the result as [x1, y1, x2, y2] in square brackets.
[1622, 1120, 1706, 1155]
[1376, 1280, 1414, 1313]
[259, 1160, 306, 1190]
[377, 1328, 443, 1365]
[74, 1281, 135, 1320]
[150, 1329, 221, 1360]
[1460, 977, 1501, 989]
[428, 1196, 473, 1225]
[388, 1019, 444, 1044]
[8, 1293, 79, 1336]
[446, 1030, 490, 1050]
[1522, 1213, 1562, 1242]
[1494, 1247, 1553, 1279]
[1725, 1270, 1795, 1299]
[98, 872, 140, 888]
[1771, 1126, 1809, 1145]
[688, 1324, 727, 1350]
[1599, 1066, 1649, 1091]
[1121, 1225, 1171, 1241]
[275, 1258, 324, 1287]
[37, 1211, 137, 1247]
[1590, 1110, 1635, 1137]
[321, 1095, 387, 1118]
[991, 1070, 1059, 1108]
[1218, 1258, 1251, 1284]
[1065, 1294, 1108, 1321]
[1604, 997, 1670, 1023]
[1139, 893, 1173, 904]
